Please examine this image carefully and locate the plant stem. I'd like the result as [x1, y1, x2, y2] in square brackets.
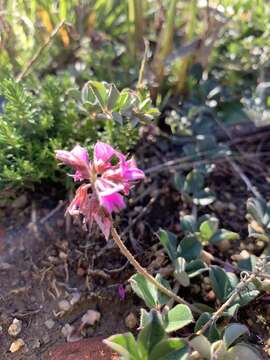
[16, 20, 65, 82]
[196, 273, 256, 336]
[111, 226, 202, 314]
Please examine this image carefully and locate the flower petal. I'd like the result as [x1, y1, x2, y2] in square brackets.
[94, 141, 116, 164]
[99, 192, 126, 213]
[93, 212, 112, 240]
[95, 178, 124, 197]
[55, 145, 90, 181]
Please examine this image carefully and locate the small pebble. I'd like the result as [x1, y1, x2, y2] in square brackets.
[61, 324, 81, 343]
[256, 240, 265, 250]
[9, 338, 25, 353]
[125, 313, 137, 329]
[59, 251, 68, 260]
[0, 262, 12, 270]
[30, 338, 41, 349]
[58, 300, 71, 312]
[81, 310, 101, 326]
[8, 318, 22, 337]
[207, 290, 216, 301]
[228, 203, 237, 212]
[70, 292, 80, 306]
[61, 324, 74, 338]
[45, 319, 55, 330]
[42, 334, 50, 345]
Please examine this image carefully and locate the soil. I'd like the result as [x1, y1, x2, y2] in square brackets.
[1, 134, 270, 359]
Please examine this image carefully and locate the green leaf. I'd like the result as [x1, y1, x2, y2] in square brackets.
[179, 234, 202, 261]
[247, 197, 270, 229]
[112, 111, 123, 124]
[130, 273, 157, 308]
[173, 258, 190, 287]
[180, 215, 197, 233]
[223, 323, 250, 349]
[185, 259, 207, 277]
[193, 188, 216, 206]
[81, 81, 96, 104]
[189, 335, 211, 359]
[210, 229, 240, 243]
[158, 229, 179, 261]
[224, 343, 263, 360]
[140, 308, 151, 329]
[164, 304, 194, 333]
[138, 310, 165, 358]
[195, 313, 220, 342]
[199, 218, 219, 243]
[238, 255, 257, 272]
[149, 338, 188, 360]
[209, 266, 236, 302]
[156, 274, 172, 306]
[107, 84, 120, 109]
[89, 81, 108, 108]
[184, 170, 204, 194]
[224, 303, 240, 318]
[103, 333, 139, 360]
[130, 273, 170, 309]
[174, 173, 186, 192]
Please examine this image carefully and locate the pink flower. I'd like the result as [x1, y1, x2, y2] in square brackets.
[55, 144, 90, 181]
[56, 142, 144, 239]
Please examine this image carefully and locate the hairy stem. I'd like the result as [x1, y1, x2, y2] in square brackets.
[111, 226, 202, 315]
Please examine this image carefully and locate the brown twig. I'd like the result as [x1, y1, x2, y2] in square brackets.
[40, 200, 65, 224]
[111, 226, 202, 314]
[16, 20, 65, 82]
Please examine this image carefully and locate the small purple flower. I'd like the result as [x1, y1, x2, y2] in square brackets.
[118, 285, 126, 301]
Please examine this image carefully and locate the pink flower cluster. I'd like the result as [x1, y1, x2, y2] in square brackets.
[55, 142, 144, 239]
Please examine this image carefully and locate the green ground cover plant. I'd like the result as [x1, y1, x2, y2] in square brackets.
[1, 1, 270, 359]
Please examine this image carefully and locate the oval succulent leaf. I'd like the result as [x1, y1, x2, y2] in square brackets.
[223, 323, 250, 349]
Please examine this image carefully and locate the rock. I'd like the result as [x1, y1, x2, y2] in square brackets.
[70, 292, 81, 306]
[61, 324, 74, 338]
[9, 338, 25, 353]
[81, 310, 101, 326]
[58, 300, 71, 312]
[30, 338, 41, 349]
[61, 324, 81, 343]
[125, 313, 137, 330]
[59, 251, 68, 260]
[45, 319, 55, 330]
[8, 318, 22, 337]
[261, 280, 270, 292]
[228, 203, 237, 212]
[0, 262, 12, 271]
[42, 334, 50, 345]
[11, 194, 27, 209]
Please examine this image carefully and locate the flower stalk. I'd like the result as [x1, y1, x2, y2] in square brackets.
[111, 226, 202, 315]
